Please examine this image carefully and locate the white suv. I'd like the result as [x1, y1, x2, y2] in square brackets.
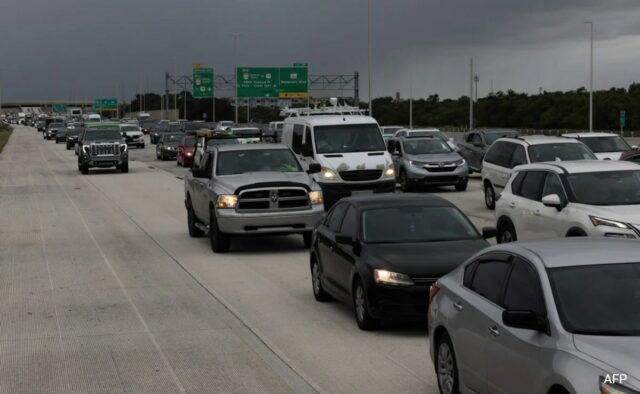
[495, 160, 640, 243]
[562, 132, 634, 160]
[481, 136, 596, 209]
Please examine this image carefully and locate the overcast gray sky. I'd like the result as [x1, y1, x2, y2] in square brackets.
[2, 0, 640, 101]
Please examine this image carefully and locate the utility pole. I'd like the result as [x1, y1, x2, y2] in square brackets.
[469, 58, 474, 130]
[409, 68, 413, 129]
[586, 21, 594, 132]
[474, 75, 479, 101]
[367, 0, 373, 116]
[183, 87, 187, 121]
[233, 33, 241, 124]
[490, 79, 494, 96]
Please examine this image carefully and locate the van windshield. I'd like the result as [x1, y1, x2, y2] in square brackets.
[314, 124, 385, 154]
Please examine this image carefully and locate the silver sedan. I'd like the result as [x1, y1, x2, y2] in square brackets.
[428, 238, 640, 394]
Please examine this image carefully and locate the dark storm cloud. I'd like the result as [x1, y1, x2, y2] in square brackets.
[1, 0, 640, 101]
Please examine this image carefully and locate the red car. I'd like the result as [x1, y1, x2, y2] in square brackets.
[177, 135, 197, 167]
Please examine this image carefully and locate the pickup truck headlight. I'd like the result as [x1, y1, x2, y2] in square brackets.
[589, 216, 629, 229]
[320, 167, 338, 180]
[308, 191, 323, 205]
[383, 164, 395, 178]
[120, 144, 127, 153]
[373, 269, 414, 286]
[82, 145, 89, 154]
[216, 194, 238, 209]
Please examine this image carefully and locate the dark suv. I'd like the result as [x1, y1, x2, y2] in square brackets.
[77, 128, 129, 174]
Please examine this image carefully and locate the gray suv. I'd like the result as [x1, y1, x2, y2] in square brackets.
[184, 143, 324, 253]
[77, 128, 129, 174]
[387, 136, 469, 192]
[428, 238, 640, 394]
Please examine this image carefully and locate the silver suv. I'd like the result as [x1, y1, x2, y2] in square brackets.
[428, 239, 640, 394]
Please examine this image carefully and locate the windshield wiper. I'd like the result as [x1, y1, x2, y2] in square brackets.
[572, 329, 634, 336]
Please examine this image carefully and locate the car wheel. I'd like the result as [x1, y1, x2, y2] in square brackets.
[156, 152, 161, 160]
[187, 199, 204, 238]
[435, 332, 460, 394]
[311, 256, 332, 302]
[484, 183, 496, 210]
[209, 209, 230, 253]
[455, 181, 468, 191]
[353, 279, 379, 330]
[121, 161, 129, 173]
[498, 221, 517, 244]
[302, 231, 312, 248]
[66, 144, 71, 150]
[400, 169, 413, 192]
[80, 163, 89, 175]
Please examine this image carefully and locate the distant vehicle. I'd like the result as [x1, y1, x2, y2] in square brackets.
[65, 127, 84, 150]
[226, 127, 261, 143]
[429, 238, 640, 394]
[562, 132, 633, 160]
[215, 120, 235, 131]
[177, 135, 197, 167]
[393, 128, 456, 150]
[495, 160, 640, 242]
[267, 121, 284, 142]
[77, 128, 128, 174]
[68, 108, 82, 119]
[481, 136, 596, 209]
[140, 119, 158, 135]
[45, 122, 66, 140]
[119, 124, 145, 149]
[183, 121, 209, 135]
[137, 112, 151, 122]
[156, 132, 182, 160]
[183, 143, 324, 253]
[457, 128, 519, 172]
[86, 114, 101, 122]
[387, 136, 469, 192]
[17, 112, 26, 124]
[311, 194, 495, 330]
[281, 105, 395, 208]
[380, 125, 403, 141]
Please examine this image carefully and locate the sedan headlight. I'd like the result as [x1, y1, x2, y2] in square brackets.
[320, 167, 338, 180]
[383, 165, 395, 178]
[216, 194, 238, 209]
[308, 191, 323, 205]
[589, 216, 630, 229]
[373, 269, 414, 286]
[186, 152, 192, 156]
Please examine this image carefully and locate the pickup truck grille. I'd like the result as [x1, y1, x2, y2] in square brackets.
[339, 170, 382, 182]
[237, 187, 309, 212]
[91, 143, 119, 156]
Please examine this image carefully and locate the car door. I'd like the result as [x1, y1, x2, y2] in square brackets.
[511, 171, 546, 240]
[192, 152, 214, 220]
[464, 133, 483, 169]
[316, 203, 348, 297]
[536, 172, 571, 238]
[485, 257, 550, 394]
[387, 139, 402, 170]
[333, 205, 359, 293]
[448, 255, 512, 394]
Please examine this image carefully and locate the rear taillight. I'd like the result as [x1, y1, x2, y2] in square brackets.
[429, 282, 441, 304]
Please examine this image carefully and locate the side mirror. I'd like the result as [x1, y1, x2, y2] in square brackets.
[335, 233, 355, 246]
[307, 163, 322, 174]
[482, 227, 497, 239]
[386, 140, 396, 153]
[191, 168, 209, 178]
[632, 145, 638, 150]
[542, 194, 563, 210]
[502, 310, 549, 334]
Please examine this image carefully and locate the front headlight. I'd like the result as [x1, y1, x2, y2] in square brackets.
[455, 158, 466, 166]
[409, 160, 426, 167]
[82, 145, 89, 154]
[120, 144, 127, 153]
[599, 376, 637, 394]
[216, 194, 238, 209]
[308, 191, 324, 205]
[186, 152, 192, 156]
[383, 165, 395, 178]
[373, 269, 414, 286]
[320, 167, 338, 180]
[589, 216, 629, 229]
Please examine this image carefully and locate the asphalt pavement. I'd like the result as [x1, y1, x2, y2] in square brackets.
[0, 127, 497, 393]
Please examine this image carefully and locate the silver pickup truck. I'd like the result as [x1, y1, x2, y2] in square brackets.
[184, 143, 324, 253]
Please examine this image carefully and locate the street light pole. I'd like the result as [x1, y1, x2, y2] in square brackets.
[586, 21, 594, 132]
[368, 0, 373, 116]
[474, 75, 479, 102]
[469, 58, 474, 130]
[233, 33, 241, 124]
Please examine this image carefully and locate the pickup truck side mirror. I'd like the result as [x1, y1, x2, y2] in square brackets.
[307, 163, 322, 174]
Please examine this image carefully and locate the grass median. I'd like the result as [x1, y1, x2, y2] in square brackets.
[0, 127, 12, 153]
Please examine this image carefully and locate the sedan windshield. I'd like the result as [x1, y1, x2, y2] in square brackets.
[314, 124, 385, 154]
[362, 206, 479, 243]
[183, 137, 196, 147]
[50, 123, 65, 128]
[83, 130, 122, 141]
[168, 124, 183, 132]
[549, 263, 640, 335]
[567, 170, 640, 205]
[231, 128, 260, 137]
[217, 149, 301, 175]
[403, 138, 452, 154]
[121, 126, 140, 132]
[528, 143, 596, 162]
[162, 133, 183, 143]
[578, 136, 630, 153]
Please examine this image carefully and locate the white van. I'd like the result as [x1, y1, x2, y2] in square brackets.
[281, 105, 395, 207]
[88, 113, 101, 122]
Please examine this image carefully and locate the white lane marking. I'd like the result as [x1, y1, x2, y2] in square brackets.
[38, 148, 186, 393]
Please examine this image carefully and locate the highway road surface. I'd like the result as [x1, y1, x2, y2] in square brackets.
[0, 126, 496, 393]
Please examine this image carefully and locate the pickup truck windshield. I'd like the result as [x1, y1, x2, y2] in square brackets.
[314, 124, 385, 154]
[217, 149, 302, 175]
[83, 130, 122, 141]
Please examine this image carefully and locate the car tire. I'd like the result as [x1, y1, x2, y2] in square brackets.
[400, 169, 413, 193]
[484, 183, 496, 210]
[187, 199, 204, 238]
[209, 209, 230, 253]
[121, 161, 129, 173]
[353, 278, 379, 330]
[80, 163, 89, 175]
[311, 256, 332, 302]
[66, 144, 71, 150]
[302, 231, 313, 248]
[435, 332, 460, 394]
[498, 221, 517, 244]
[455, 181, 468, 192]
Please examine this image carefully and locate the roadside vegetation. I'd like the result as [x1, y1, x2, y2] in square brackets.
[0, 124, 12, 153]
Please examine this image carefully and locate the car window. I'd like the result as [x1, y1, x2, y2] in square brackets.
[339, 206, 358, 237]
[483, 142, 500, 164]
[510, 172, 526, 195]
[291, 124, 304, 154]
[503, 259, 546, 315]
[328, 203, 347, 233]
[519, 171, 546, 201]
[542, 173, 567, 202]
[485, 141, 516, 167]
[471, 134, 482, 145]
[469, 260, 511, 305]
[509, 145, 527, 168]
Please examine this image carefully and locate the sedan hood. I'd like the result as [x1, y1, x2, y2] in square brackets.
[317, 152, 392, 172]
[363, 239, 489, 276]
[215, 172, 316, 195]
[405, 152, 461, 164]
[574, 335, 640, 383]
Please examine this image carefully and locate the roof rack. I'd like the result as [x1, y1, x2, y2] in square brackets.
[280, 98, 367, 118]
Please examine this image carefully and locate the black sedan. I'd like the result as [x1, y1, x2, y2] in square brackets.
[310, 194, 495, 330]
[457, 128, 519, 172]
[156, 132, 183, 160]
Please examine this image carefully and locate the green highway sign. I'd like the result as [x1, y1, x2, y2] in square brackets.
[52, 103, 68, 113]
[620, 110, 626, 128]
[193, 67, 214, 99]
[93, 98, 118, 111]
[236, 66, 308, 98]
[293, 63, 308, 67]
